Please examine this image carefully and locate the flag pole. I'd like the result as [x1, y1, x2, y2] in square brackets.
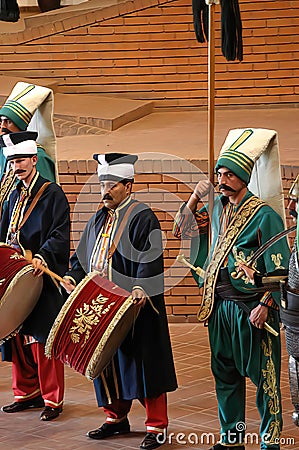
[207, 0, 218, 247]
[208, 0, 215, 184]
[207, 0, 218, 185]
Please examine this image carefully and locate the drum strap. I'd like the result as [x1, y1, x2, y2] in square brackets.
[107, 202, 139, 260]
[17, 181, 51, 231]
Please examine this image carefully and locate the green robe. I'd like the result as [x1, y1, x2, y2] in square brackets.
[0, 144, 56, 183]
[175, 191, 290, 449]
[0, 144, 56, 217]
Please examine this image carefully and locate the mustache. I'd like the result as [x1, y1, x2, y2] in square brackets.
[1, 128, 10, 134]
[15, 169, 26, 175]
[218, 184, 236, 192]
[289, 209, 298, 219]
[103, 194, 113, 200]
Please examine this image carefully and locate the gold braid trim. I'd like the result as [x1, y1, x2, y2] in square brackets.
[0, 168, 16, 217]
[262, 336, 281, 444]
[45, 273, 94, 357]
[197, 196, 265, 322]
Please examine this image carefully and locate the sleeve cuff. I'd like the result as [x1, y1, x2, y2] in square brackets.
[259, 291, 279, 310]
[34, 254, 47, 267]
[63, 276, 77, 287]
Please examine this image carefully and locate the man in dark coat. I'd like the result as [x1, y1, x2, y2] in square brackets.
[0, 133, 70, 421]
[62, 153, 177, 450]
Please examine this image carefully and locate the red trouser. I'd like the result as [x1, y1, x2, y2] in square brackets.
[103, 393, 168, 433]
[11, 334, 64, 409]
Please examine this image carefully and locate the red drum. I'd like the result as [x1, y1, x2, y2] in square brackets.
[0, 243, 43, 343]
[45, 273, 137, 380]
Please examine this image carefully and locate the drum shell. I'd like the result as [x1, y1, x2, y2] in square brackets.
[45, 273, 137, 380]
[0, 244, 43, 342]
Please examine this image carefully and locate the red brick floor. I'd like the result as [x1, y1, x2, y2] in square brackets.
[1, 324, 299, 450]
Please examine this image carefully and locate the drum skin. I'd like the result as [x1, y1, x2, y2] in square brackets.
[0, 243, 43, 342]
[45, 272, 137, 380]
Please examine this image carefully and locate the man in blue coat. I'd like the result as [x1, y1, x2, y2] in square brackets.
[62, 153, 177, 450]
[0, 133, 70, 421]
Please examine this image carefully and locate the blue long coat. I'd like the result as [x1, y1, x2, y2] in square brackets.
[1, 174, 70, 359]
[66, 197, 177, 404]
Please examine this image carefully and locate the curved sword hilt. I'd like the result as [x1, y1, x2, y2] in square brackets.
[176, 254, 205, 279]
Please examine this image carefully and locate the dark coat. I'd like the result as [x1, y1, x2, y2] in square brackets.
[1, 173, 70, 359]
[66, 197, 177, 403]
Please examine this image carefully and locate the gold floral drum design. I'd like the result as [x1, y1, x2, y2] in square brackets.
[0, 243, 43, 343]
[45, 273, 136, 380]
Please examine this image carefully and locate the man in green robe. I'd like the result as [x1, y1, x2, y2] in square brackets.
[173, 128, 290, 450]
[0, 82, 57, 216]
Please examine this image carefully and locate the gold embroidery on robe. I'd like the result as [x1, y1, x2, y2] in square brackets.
[262, 336, 281, 444]
[271, 253, 284, 270]
[232, 247, 257, 284]
[197, 196, 265, 322]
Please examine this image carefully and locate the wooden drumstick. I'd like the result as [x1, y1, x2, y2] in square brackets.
[24, 250, 65, 284]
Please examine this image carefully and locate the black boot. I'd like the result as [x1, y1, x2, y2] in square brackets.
[87, 418, 130, 440]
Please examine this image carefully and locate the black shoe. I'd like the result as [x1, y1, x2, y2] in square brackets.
[87, 418, 130, 440]
[140, 433, 163, 450]
[1, 395, 45, 413]
[40, 406, 63, 421]
[209, 444, 245, 450]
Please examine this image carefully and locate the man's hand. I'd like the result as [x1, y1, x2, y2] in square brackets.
[237, 263, 255, 284]
[132, 287, 147, 308]
[249, 304, 268, 329]
[187, 180, 213, 213]
[31, 257, 46, 277]
[193, 179, 213, 200]
[60, 278, 76, 294]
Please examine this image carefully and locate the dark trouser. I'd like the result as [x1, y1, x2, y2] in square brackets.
[208, 297, 282, 449]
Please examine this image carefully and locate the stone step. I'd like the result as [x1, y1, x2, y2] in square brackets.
[0, 75, 153, 132]
[53, 117, 107, 137]
[54, 93, 153, 131]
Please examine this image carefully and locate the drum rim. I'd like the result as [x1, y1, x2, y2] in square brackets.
[45, 272, 97, 357]
[0, 265, 36, 309]
[0, 265, 43, 341]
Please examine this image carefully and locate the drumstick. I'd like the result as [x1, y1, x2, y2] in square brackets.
[24, 250, 65, 284]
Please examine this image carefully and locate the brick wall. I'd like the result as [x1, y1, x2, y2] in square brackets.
[58, 158, 298, 322]
[0, 0, 298, 108]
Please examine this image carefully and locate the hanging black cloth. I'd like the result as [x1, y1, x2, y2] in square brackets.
[192, 0, 209, 43]
[221, 0, 243, 61]
[0, 0, 20, 22]
[192, 0, 243, 62]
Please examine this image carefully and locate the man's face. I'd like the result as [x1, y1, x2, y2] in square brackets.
[216, 167, 246, 197]
[10, 155, 37, 185]
[288, 195, 298, 222]
[0, 117, 20, 135]
[100, 180, 131, 210]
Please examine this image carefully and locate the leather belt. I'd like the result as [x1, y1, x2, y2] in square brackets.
[283, 288, 299, 312]
[216, 267, 262, 302]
